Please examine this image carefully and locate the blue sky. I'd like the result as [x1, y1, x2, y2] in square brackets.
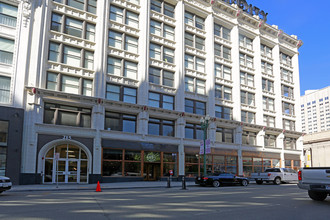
[247, 0, 330, 95]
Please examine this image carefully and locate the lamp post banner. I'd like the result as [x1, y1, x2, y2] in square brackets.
[200, 140, 211, 154]
[199, 141, 204, 154]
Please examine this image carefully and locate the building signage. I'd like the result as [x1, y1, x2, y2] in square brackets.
[215, 0, 268, 22]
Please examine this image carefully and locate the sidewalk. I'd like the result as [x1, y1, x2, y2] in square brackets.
[10, 180, 196, 192]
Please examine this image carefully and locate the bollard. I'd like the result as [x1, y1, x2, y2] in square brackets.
[182, 176, 187, 190]
[167, 176, 171, 188]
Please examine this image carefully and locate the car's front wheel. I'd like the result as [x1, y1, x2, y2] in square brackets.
[308, 190, 328, 201]
[241, 179, 248, 186]
[213, 180, 220, 187]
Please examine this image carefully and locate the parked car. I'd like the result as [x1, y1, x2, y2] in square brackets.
[298, 167, 330, 201]
[0, 176, 12, 194]
[250, 168, 298, 185]
[195, 172, 249, 187]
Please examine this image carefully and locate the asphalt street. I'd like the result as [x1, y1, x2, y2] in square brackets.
[0, 184, 329, 220]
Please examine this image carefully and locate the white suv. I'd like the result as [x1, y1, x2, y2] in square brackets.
[0, 176, 12, 193]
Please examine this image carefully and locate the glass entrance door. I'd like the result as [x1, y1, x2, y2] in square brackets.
[144, 163, 160, 181]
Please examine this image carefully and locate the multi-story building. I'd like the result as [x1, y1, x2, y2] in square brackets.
[300, 86, 330, 134]
[303, 130, 330, 167]
[1, 0, 303, 185]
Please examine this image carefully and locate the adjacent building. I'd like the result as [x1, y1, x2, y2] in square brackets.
[0, 0, 303, 185]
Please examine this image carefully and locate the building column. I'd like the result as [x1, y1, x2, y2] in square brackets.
[253, 35, 263, 125]
[257, 129, 265, 148]
[235, 125, 243, 175]
[297, 136, 304, 166]
[231, 24, 241, 122]
[176, 116, 186, 177]
[91, 104, 104, 176]
[272, 44, 283, 129]
[137, 110, 149, 136]
[277, 132, 285, 167]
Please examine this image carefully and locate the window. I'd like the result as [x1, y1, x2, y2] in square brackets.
[185, 11, 204, 30]
[0, 37, 14, 65]
[44, 103, 91, 127]
[150, 0, 175, 18]
[185, 76, 205, 95]
[148, 92, 174, 110]
[261, 61, 273, 75]
[260, 44, 272, 58]
[0, 2, 17, 27]
[107, 56, 137, 79]
[215, 64, 231, 80]
[148, 118, 174, 137]
[262, 78, 274, 93]
[284, 137, 296, 150]
[241, 111, 255, 124]
[185, 33, 205, 51]
[149, 67, 174, 87]
[108, 30, 138, 53]
[48, 42, 94, 69]
[281, 68, 293, 82]
[282, 85, 294, 99]
[105, 112, 136, 133]
[263, 115, 275, 127]
[185, 123, 203, 140]
[283, 119, 295, 131]
[239, 34, 253, 50]
[280, 52, 292, 66]
[150, 43, 174, 63]
[46, 72, 92, 96]
[214, 43, 231, 60]
[263, 96, 275, 111]
[264, 134, 276, 148]
[239, 53, 253, 68]
[215, 105, 232, 120]
[0, 121, 8, 176]
[214, 24, 230, 40]
[185, 54, 205, 72]
[185, 99, 206, 115]
[150, 20, 175, 41]
[242, 131, 256, 145]
[283, 102, 295, 115]
[215, 84, 232, 100]
[216, 127, 233, 143]
[106, 84, 137, 104]
[241, 91, 255, 106]
[0, 76, 10, 103]
[110, 5, 139, 29]
[51, 13, 95, 41]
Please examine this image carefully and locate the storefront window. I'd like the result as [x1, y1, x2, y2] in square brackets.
[103, 161, 122, 176]
[0, 121, 8, 176]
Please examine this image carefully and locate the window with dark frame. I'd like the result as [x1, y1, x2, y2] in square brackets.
[148, 92, 174, 110]
[216, 127, 234, 143]
[214, 23, 231, 41]
[185, 99, 206, 115]
[106, 84, 137, 104]
[215, 84, 232, 101]
[262, 78, 274, 93]
[184, 11, 204, 30]
[53, 0, 97, 14]
[151, 0, 175, 18]
[105, 112, 136, 133]
[185, 123, 203, 140]
[148, 118, 174, 137]
[215, 105, 232, 120]
[241, 111, 255, 124]
[242, 131, 256, 145]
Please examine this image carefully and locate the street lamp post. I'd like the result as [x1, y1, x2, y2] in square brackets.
[200, 115, 210, 176]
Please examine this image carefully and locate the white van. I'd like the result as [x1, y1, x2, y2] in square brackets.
[0, 176, 12, 193]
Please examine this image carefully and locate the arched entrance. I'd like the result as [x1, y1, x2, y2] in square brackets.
[43, 143, 89, 184]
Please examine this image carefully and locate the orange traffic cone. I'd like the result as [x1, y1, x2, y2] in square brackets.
[96, 181, 102, 192]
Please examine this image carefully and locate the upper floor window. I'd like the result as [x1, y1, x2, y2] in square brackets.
[260, 44, 272, 58]
[282, 85, 294, 99]
[185, 54, 205, 73]
[241, 111, 255, 124]
[242, 131, 256, 145]
[0, 2, 17, 27]
[185, 123, 203, 140]
[281, 68, 293, 82]
[54, 0, 97, 14]
[185, 33, 205, 51]
[215, 105, 232, 120]
[148, 92, 174, 110]
[0, 37, 14, 65]
[0, 75, 10, 103]
[150, 20, 174, 41]
[263, 96, 275, 111]
[149, 66, 174, 87]
[185, 99, 205, 115]
[214, 43, 231, 60]
[264, 134, 276, 148]
[185, 11, 204, 30]
[44, 103, 91, 127]
[284, 137, 296, 150]
[215, 84, 232, 101]
[239, 53, 253, 68]
[150, 0, 174, 18]
[283, 102, 295, 116]
[216, 127, 234, 143]
[185, 76, 205, 95]
[283, 119, 295, 131]
[241, 91, 255, 106]
[46, 72, 92, 96]
[106, 84, 137, 104]
[263, 115, 275, 127]
[107, 56, 137, 79]
[48, 42, 94, 69]
[215, 64, 231, 80]
[262, 78, 274, 93]
[239, 34, 253, 50]
[214, 24, 230, 41]
[105, 112, 136, 133]
[240, 72, 254, 87]
[148, 118, 174, 137]
[109, 30, 138, 53]
[110, 5, 139, 29]
[261, 61, 273, 75]
[280, 52, 292, 66]
[150, 43, 174, 63]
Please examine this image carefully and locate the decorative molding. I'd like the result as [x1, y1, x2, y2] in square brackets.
[21, 0, 32, 27]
